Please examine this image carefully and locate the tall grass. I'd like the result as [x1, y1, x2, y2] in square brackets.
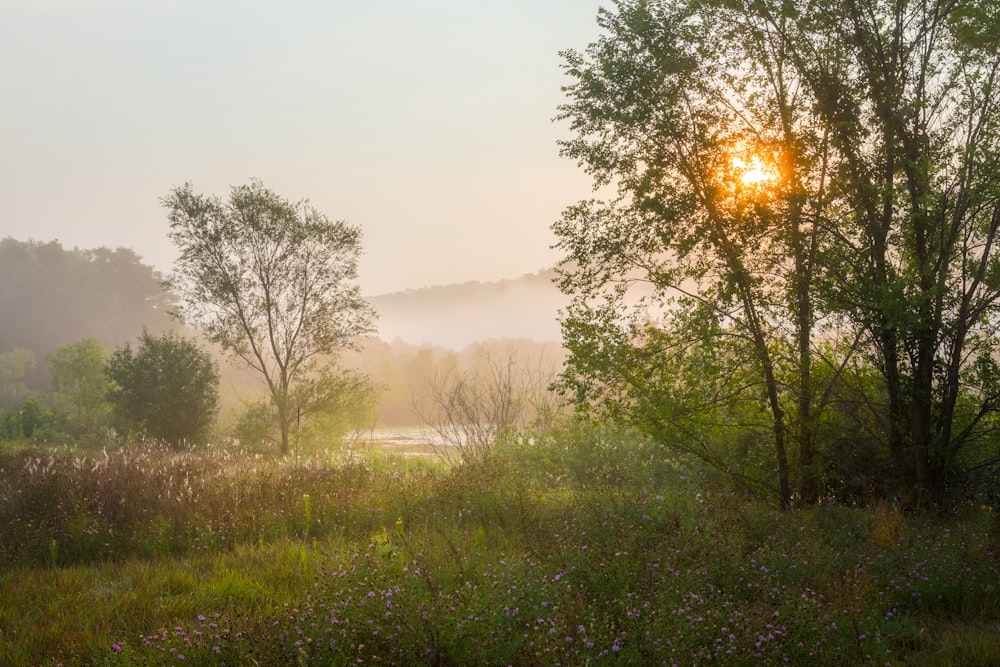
[0, 427, 997, 666]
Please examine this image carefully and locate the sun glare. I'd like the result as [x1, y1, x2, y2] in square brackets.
[732, 154, 777, 187]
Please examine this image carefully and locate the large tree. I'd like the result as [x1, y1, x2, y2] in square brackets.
[554, 0, 834, 507]
[163, 180, 376, 455]
[554, 0, 1000, 508]
[797, 0, 1000, 506]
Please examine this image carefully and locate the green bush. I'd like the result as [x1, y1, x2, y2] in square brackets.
[106, 329, 220, 446]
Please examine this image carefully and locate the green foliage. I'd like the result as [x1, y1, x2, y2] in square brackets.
[106, 329, 220, 446]
[511, 416, 674, 489]
[292, 368, 379, 449]
[0, 347, 36, 411]
[231, 369, 378, 454]
[44, 338, 112, 443]
[0, 397, 49, 441]
[163, 179, 376, 455]
[553, 0, 1000, 509]
[232, 398, 279, 452]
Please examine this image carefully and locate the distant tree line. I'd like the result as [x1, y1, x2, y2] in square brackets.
[0, 238, 176, 389]
[0, 238, 222, 444]
[0, 233, 566, 452]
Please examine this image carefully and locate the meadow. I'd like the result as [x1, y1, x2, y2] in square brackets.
[1, 423, 998, 666]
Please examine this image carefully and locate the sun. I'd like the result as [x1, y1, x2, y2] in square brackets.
[731, 154, 778, 187]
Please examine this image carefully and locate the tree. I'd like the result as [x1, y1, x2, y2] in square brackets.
[787, 0, 1000, 507]
[106, 329, 220, 446]
[1, 397, 47, 441]
[0, 348, 35, 412]
[554, 0, 1000, 509]
[554, 0, 836, 507]
[45, 338, 112, 442]
[0, 348, 44, 441]
[163, 180, 376, 455]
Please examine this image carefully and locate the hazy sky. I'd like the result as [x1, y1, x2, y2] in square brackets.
[1, 0, 604, 295]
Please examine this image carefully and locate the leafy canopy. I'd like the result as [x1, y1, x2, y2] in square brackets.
[554, 0, 1000, 508]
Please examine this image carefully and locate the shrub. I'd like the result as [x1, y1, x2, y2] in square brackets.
[106, 329, 220, 446]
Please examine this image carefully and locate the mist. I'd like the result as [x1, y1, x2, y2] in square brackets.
[368, 269, 567, 348]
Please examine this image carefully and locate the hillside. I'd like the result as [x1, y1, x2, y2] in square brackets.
[0, 236, 566, 357]
[367, 268, 567, 348]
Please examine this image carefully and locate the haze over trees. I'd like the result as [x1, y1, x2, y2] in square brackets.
[368, 269, 568, 347]
[341, 337, 567, 428]
[0, 238, 176, 388]
[0, 231, 566, 443]
[554, 0, 1000, 509]
[163, 180, 377, 455]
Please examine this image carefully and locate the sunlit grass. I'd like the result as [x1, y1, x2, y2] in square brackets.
[0, 428, 997, 665]
[0, 540, 321, 666]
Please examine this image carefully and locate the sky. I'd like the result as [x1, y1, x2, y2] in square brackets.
[0, 0, 605, 296]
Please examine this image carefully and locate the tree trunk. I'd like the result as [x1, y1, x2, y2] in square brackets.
[790, 195, 818, 505]
[739, 277, 791, 509]
[911, 335, 935, 506]
[767, 363, 792, 510]
[796, 284, 816, 505]
[276, 388, 291, 456]
[279, 419, 290, 456]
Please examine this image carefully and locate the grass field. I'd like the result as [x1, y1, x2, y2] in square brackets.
[1, 424, 998, 666]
